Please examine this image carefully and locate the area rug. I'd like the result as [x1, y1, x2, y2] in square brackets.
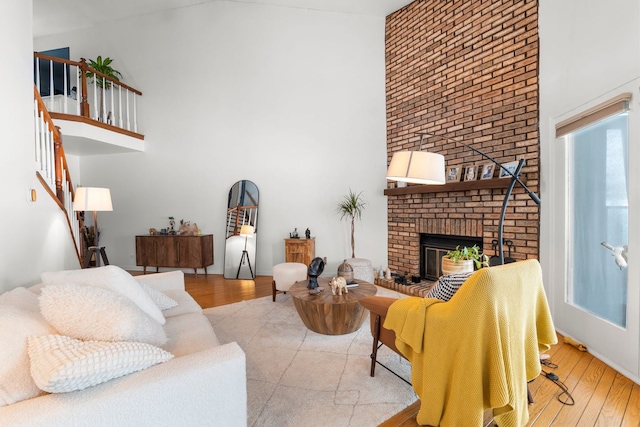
[203, 286, 417, 427]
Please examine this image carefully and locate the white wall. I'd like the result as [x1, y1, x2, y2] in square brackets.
[539, 0, 640, 377]
[33, 1, 389, 276]
[0, 0, 79, 293]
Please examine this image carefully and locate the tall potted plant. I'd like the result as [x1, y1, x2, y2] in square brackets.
[85, 56, 122, 120]
[337, 189, 366, 258]
[441, 245, 489, 275]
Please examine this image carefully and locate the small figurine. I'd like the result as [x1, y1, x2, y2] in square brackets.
[168, 217, 176, 234]
[305, 228, 311, 239]
[330, 277, 348, 296]
[178, 219, 199, 236]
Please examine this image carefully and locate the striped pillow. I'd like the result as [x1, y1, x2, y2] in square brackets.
[426, 272, 473, 301]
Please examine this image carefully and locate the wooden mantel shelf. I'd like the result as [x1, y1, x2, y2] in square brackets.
[383, 177, 527, 196]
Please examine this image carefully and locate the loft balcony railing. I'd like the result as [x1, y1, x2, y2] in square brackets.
[34, 52, 143, 139]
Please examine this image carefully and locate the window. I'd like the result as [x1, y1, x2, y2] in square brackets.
[559, 99, 629, 327]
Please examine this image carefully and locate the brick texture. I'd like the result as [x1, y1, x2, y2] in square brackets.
[385, 0, 540, 278]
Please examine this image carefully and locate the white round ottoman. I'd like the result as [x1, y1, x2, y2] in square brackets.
[346, 258, 374, 284]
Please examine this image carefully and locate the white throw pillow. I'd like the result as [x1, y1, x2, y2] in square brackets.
[139, 281, 178, 311]
[41, 266, 166, 325]
[0, 287, 57, 407]
[39, 283, 168, 346]
[28, 334, 173, 393]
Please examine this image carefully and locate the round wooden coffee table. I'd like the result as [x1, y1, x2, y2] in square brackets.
[289, 277, 377, 335]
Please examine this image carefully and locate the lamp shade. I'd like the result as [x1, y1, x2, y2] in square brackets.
[73, 187, 113, 212]
[240, 225, 255, 236]
[386, 151, 446, 185]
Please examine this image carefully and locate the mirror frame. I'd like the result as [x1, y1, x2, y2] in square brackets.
[223, 180, 259, 279]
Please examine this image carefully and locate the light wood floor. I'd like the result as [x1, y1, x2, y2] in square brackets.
[180, 273, 640, 427]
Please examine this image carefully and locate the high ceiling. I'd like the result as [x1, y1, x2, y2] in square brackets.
[33, 0, 415, 38]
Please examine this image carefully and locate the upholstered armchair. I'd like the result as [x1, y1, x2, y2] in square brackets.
[272, 262, 307, 302]
[360, 260, 557, 426]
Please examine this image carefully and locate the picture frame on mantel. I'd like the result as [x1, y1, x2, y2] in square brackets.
[499, 160, 519, 178]
[480, 163, 495, 180]
[464, 164, 479, 182]
[447, 166, 462, 182]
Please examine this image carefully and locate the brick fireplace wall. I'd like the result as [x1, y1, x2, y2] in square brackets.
[385, 0, 540, 278]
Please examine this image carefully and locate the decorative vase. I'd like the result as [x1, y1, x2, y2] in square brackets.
[441, 257, 474, 276]
[337, 259, 354, 284]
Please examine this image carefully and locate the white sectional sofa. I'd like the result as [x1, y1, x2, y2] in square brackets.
[0, 269, 247, 426]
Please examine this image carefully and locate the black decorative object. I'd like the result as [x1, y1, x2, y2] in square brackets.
[394, 274, 407, 285]
[307, 257, 325, 290]
[305, 228, 311, 239]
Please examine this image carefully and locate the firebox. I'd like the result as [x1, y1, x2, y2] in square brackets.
[420, 234, 483, 281]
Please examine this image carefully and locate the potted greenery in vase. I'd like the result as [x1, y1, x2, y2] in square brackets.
[337, 189, 366, 258]
[85, 56, 122, 121]
[441, 245, 489, 275]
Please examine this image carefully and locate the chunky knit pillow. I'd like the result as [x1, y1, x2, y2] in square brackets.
[28, 335, 173, 393]
[0, 288, 57, 407]
[425, 272, 473, 301]
[139, 282, 178, 311]
[39, 283, 168, 346]
[41, 266, 165, 325]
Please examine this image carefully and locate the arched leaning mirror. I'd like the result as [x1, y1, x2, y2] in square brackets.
[224, 180, 259, 279]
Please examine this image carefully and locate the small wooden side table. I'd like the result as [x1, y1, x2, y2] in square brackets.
[289, 277, 377, 335]
[284, 238, 315, 266]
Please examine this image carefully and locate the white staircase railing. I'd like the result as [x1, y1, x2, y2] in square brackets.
[33, 86, 82, 263]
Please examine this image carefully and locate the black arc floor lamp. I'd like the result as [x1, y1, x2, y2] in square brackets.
[387, 132, 541, 265]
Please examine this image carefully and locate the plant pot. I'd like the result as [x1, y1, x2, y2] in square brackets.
[441, 257, 474, 276]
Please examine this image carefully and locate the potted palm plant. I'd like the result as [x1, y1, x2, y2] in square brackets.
[85, 56, 122, 121]
[337, 189, 366, 258]
[441, 245, 489, 275]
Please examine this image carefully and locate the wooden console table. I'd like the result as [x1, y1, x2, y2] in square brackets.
[135, 234, 213, 277]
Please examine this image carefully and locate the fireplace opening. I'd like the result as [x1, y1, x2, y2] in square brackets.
[420, 234, 483, 281]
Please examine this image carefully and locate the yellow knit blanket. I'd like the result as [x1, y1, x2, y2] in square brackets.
[385, 260, 557, 426]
